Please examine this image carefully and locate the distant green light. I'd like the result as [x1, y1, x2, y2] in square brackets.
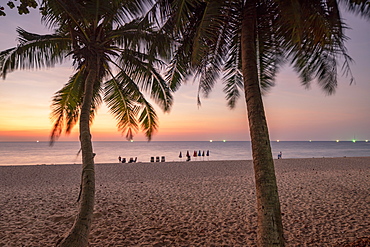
[223, 140, 226, 142]
[366, 140, 369, 142]
[352, 139, 356, 143]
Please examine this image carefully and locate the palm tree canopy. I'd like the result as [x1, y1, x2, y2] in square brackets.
[0, 0, 173, 142]
[143, 2, 370, 245]
[149, 0, 370, 108]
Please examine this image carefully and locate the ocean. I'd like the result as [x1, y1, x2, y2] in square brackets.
[0, 141, 369, 166]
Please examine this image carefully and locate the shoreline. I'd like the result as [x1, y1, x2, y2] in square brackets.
[1, 155, 370, 167]
[1, 157, 369, 246]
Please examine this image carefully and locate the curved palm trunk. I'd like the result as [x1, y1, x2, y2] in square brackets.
[57, 63, 97, 247]
[241, 2, 284, 246]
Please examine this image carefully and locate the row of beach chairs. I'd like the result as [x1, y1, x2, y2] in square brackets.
[121, 157, 137, 163]
[150, 156, 165, 162]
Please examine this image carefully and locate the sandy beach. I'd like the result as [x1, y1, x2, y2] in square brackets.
[0, 157, 369, 246]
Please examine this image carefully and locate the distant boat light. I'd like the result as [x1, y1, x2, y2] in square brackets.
[352, 139, 356, 143]
[36, 140, 39, 143]
[223, 140, 226, 142]
[210, 140, 213, 143]
[276, 140, 280, 142]
[130, 140, 134, 142]
[336, 140, 339, 142]
[366, 140, 369, 142]
[309, 140, 312, 142]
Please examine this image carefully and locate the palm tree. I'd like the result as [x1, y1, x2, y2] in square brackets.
[0, 0, 172, 246]
[148, 0, 370, 246]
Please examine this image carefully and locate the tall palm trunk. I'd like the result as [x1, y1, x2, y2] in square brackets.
[241, 2, 284, 246]
[57, 62, 97, 247]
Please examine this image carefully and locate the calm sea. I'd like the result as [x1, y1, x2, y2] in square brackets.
[0, 141, 369, 166]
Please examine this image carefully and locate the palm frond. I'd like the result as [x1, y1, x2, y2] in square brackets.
[41, 0, 89, 36]
[281, 0, 355, 94]
[183, 1, 233, 104]
[104, 72, 140, 141]
[141, 0, 172, 29]
[50, 70, 85, 144]
[165, 52, 192, 91]
[256, 3, 285, 94]
[0, 28, 70, 79]
[104, 67, 161, 141]
[115, 48, 173, 112]
[164, 18, 198, 91]
[195, 63, 221, 106]
[275, 0, 304, 44]
[137, 98, 159, 141]
[340, 0, 370, 20]
[223, 35, 243, 109]
[191, 2, 222, 66]
[223, 68, 243, 109]
[50, 65, 102, 144]
[292, 47, 340, 94]
[111, 17, 172, 64]
[169, 0, 203, 35]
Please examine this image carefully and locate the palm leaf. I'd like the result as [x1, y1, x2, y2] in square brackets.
[0, 28, 70, 79]
[256, 3, 285, 93]
[50, 70, 85, 144]
[223, 34, 243, 109]
[115, 48, 173, 112]
[286, 0, 354, 94]
[104, 71, 140, 141]
[340, 0, 370, 20]
[50, 65, 103, 144]
[137, 97, 159, 141]
[164, 22, 196, 91]
[104, 67, 162, 140]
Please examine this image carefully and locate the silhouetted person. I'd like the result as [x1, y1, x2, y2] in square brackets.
[278, 152, 282, 159]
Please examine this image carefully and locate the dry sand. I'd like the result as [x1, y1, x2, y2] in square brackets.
[0, 157, 369, 246]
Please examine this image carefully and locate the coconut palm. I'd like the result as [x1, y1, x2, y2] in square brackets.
[148, 0, 370, 246]
[0, 0, 172, 246]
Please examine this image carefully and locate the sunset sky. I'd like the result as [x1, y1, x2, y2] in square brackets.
[1, 8, 370, 142]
